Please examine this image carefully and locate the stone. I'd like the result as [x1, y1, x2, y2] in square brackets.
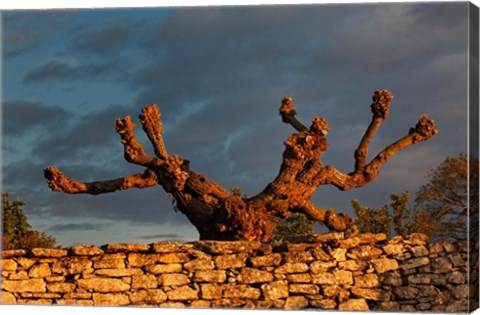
[45, 276, 65, 282]
[311, 272, 335, 285]
[152, 242, 193, 253]
[338, 298, 369, 311]
[358, 233, 387, 244]
[70, 245, 104, 256]
[448, 253, 466, 267]
[393, 286, 419, 299]
[429, 274, 447, 286]
[201, 283, 222, 300]
[145, 263, 182, 274]
[160, 301, 185, 307]
[407, 274, 431, 285]
[77, 278, 130, 292]
[195, 241, 262, 254]
[282, 251, 314, 263]
[30, 248, 67, 258]
[431, 256, 453, 273]
[447, 271, 466, 284]
[2, 279, 46, 293]
[128, 253, 161, 267]
[382, 244, 406, 256]
[9, 271, 29, 280]
[1, 250, 26, 258]
[289, 284, 319, 294]
[222, 284, 260, 299]
[261, 280, 289, 299]
[94, 268, 143, 277]
[1, 259, 17, 271]
[334, 270, 353, 285]
[310, 247, 332, 261]
[166, 285, 199, 300]
[400, 257, 430, 270]
[20, 292, 61, 298]
[237, 268, 273, 284]
[347, 246, 383, 260]
[101, 243, 150, 252]
[56, 299, 93, 306]
[0, 292, 16, 304]
[15, 258, 36, 270]
[92, 293, 129, 306]
[129, 289, 167, 304]
[158, 273, 190, 286]
[354, 274, 380, 288]
[17, 299, 52, 305]
[448, 284, 469, 299]
[249, 254, 282, 267]
[52, 257, 93, 275]
[274, 262, 309, 274]
[158, 252, 190, 263]
[329, 248, 347, 261]
[284, 296, 308, 309]
[214, 253, 248, 269]
[184, 258, 214, 270]
[338, 260, 367, 271]
[63, 292, 91, 299]
[132, 274, 158, 289]
[416, 285, 437, 297]
[379, 272, 403, 286]
[310, 260, 337, 273]
[309, 299, 336, 309]
[372, 258, 399, 273]
[410, 245, 429, 257]
[286, 273, 311, 283]
[375, 301, 400, 311]
[28, 263, 51, 278]
[46, 282, 76, 293]
[406, 233, 429, 245]
[351, 288, 390, 301]
[190, 300, 211, 308]
[192, 270, 226, 283]
[338, 237, 360, 249]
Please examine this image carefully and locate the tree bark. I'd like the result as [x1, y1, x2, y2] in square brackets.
[44, 90, 437, 241]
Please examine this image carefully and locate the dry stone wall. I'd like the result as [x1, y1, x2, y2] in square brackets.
[1, 232, 477, 312]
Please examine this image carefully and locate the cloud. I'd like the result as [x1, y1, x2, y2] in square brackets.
[138, 233, 183, 240]
[48, 223, 104, 232]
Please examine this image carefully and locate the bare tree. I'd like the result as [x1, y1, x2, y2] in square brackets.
[44, 90, 437, 241]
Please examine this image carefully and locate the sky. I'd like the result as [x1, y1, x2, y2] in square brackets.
[1, 1, 474, 247]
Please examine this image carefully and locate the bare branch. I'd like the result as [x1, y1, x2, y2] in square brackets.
[139, 104, 168, 159]
[354, 89, 393, 171]
[115, 115, 155, 167]
[44, 167, 158, 195]
[279, 97, 309, 132]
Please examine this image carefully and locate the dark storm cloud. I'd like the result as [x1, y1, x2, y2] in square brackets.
[48, 222, 104, 232]
[3, 100, 70, 136]
[23, 59, 120, 84]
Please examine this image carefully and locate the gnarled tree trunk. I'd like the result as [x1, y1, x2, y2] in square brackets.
[44, 90, 437, 241]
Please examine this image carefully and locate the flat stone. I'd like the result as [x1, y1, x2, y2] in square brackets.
[310, 247, 332, 261]
[274, 262, 309, 274]
[379, 272, 403, 286]
[132, 274, 158, 289]
[417, 285, 437, 297]
[9, 271, 29, 280]
[92, 293, 129, 306]
[409, 245, 429, 257]
[46, 282, 76, 293]
[70, 245, 104, 256]
[129, 289, 167, 304]
[160, 301, 185, 307]
[128, 253, 162, 267]
[1, 250, 26, 258]
[1, 259, 17, 271]
[289, 284, 319, 294]
[338, 237, 360, 249]
[448, 253, 466, 267]
[151, 242, 193, 253]
[309, 299, 336, 309]
[15, 258, 36, 270]
[214, 253, 248, 269]
[94, 268, 143, 277]
[339, 298, 369, 311]
[311, 272, 335, 285]
[406, 233, 429, 245]
[334, 270, 353, 285]
[249, 253, 282, 267]
[17, 299, 52, 305]
[432, 256, 453, 273]
[310, 260, 337, 273]
[0, 292, 16, 304]
[338, 260, 367, 271]
[407, 274, 431, 284]
[354, 274, 380, 288]
[347, 246, 383, 260]
[372, 258, 399, 273]
[382, 244, 406, 256]
[30, 248, 67, 258]
[284, 296, 308, 309]
[2, 279, 46, 293]
[222, 284, 260, 299]
[77, 278, 130, 292]
[20, 292, 61, 299]
[45, 276, 65, 282]
[56, 299, 93, 306]
[193, 270, 226, 283]
[52, 257, 93, 275]
[400, 257, 430, 270]
[167, 285, 199, 301]
[158, 252, 190, 263]
[351, 287, 390, 301]
[195, 241, 262, 254]
[200, 283, 222, 300]
[447, 271, 466, 284]
[28, 263, 51, 278]
[145, 263, 182, 274]
[358, 233, 387, 244]
[286, 273, 311, 283]
[282, 251, 314, 263]
[261, 280, 289, 299]
[330, 248, 347, 261]
[157, 273, 189, 286]
[63, 292, 91, 299]
[393, 286, 419, 299]
[101, 243, 150, 252]
[236, 267, 273, 284]
[184, 258, 214, 270]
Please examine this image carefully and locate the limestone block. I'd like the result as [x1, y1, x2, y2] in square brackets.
[184, 258, 214, 270]
[358, 233, 387, 244]
[274, 262, 308, 274]
[101, 243, 150, 253]
[28, 263, 51, 278]
[431, 256, 453, 273]
[261, 280, 288, 299]
[17, 299, 52, 305]
[249, 254, 282, 267]
[132, 274, 158, 289]
[129, 289, 167, 304]
[399, 257, 430, 270]
[63, 292, 91, 299]
[2, 279, 46, 293]
[15, 258, 36, 270]
[52, 257, 93, 275]
[1, 259, 17, 271]
[406, 233, 429, 245]
[192, 270, 226, 283]
[30, 248, 67, 258]
[330, 248, 347, 261]
[347, 246, 383, 260]
[311, 272, 335, 285]
[284, 296, 308, 310]
[310, 260, 337, 273]
[334, 270, 353, 285]
[145, 263, 182, 274]
[448, 284, 469, 299]
[383, 244, 406, 256]
[158, 252, 190, 263]
[152, 242, 193, 253]
[214, 253, 248, 269]
[286, 273, 311, 283]
[407, 274, 431, 285]
[70, 245, 104, 256]
[371, 258, 399, 274]
[338, 237, 360, 249]
[160, 301, 185, 307]
[166, 285, 199, 301]
[128, 253, 161, 267]
[159, 273, 190, 286]
[309, 299, 336, 309]
[222, 284, 260, 299]
[409, 245, 429, 257]
[310, 247, 332, 261]
[93, 254, 126, 269]
[282, 251, 314, 263]
[9, 271, 29, 280]
[20, 292, 61, 299]
[94, 268, 143, 277]
[416, 285, 437, 297]
[92, 293, 129, 306]
[1, 250, 26, 258]
[201, 283, 222, 300]
[351, 287, 390, 301]
[448, 253, 466, 267]
[56, 299, 93, 306]
[190, 300, 211, 308]
[339, 259, 367, 271]
[45, 276, 65, 282]
[289, 284, 319, 295]
[354, 274, 380, 288]
[393, 286, 419, 299]
[196, 241, 262, 254]
[237, 268, 273, 284]
[46, 282, 76, 293]
[77, 278, 130, 292]
[447, 271, 466, 284]
[0, 292, 17, 304]
[379, 272, 403, 286]
[338, 298, 369, 311]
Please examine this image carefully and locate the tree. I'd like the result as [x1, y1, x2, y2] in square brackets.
[352, 153, 478, 241]
[43, 90, 437, 241]
[2, 192, 57, 249]
[271, 213, 315, 242]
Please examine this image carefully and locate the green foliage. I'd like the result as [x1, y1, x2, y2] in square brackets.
[352, 199, 392, 238]
[2, 192, 57, 250]
[230, 186, 249, 199]
[271, 213, 314, 242]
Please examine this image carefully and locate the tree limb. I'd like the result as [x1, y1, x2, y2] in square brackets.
[43, 167, 158, 195]
[139, 105, 169, 159]
[279, 97, 309, 132]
